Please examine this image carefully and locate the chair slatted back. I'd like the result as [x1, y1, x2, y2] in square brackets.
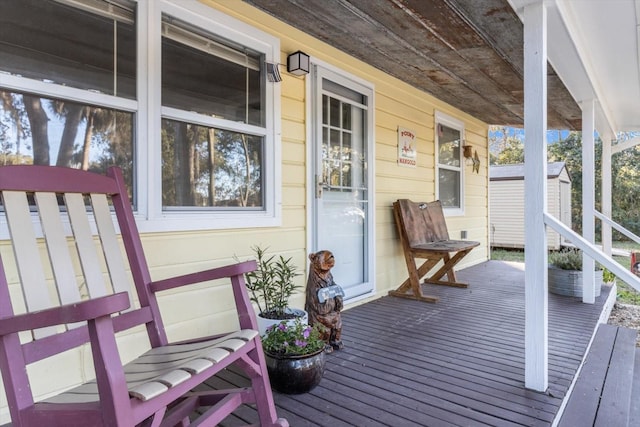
[0, 166, 159, 358]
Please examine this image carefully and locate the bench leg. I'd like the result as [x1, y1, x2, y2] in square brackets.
[390, 248, 474, 302]
[423, 250, 472, 288]
[389, 257, 440, 302]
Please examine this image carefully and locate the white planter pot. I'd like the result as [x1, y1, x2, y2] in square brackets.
[548, 267, 603, 297]
[256, 308, 308, 336]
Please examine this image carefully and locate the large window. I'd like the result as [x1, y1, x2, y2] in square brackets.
[0, 0, 280, 230]
[160, 17, 265, 209]
[435, 112, 464, 214]
[0, 0, 136, 196]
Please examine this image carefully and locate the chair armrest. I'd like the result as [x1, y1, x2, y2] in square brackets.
[149, 260, 257, 293]
[0, 292, 130, 336]
[149, 260, 259, 331]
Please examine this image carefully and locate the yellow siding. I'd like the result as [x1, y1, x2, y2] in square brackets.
[204, 0, 489, 285]
[0, 2, 490, 419]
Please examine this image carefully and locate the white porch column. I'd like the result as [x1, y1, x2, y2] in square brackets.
[601, 132, 613, 257]
[523, 1, 548, 392]
[582, 100, 596, 304]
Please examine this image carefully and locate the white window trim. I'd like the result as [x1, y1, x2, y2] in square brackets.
[0, 0, 282, 235]
[435, 111, 465, 216]
[139, 0, 282, 232]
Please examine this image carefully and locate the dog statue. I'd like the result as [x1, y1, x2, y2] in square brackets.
[304, 250, 345, 352]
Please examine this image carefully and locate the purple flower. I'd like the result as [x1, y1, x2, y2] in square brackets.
[277, 323, 287, 331]
[295, 340, 307, 347]
[303, 327, 311, 339]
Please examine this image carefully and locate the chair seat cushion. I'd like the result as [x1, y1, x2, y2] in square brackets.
[43, 329, 258, 403]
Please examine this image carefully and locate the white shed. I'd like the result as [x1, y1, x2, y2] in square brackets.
[490, 162, 572, 250]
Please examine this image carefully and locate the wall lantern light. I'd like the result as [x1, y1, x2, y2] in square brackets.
[287, 51, 310, 76]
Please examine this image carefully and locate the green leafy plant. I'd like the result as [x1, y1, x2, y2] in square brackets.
[243, 245, 301, 319]
[602, 267, 616, 283]
[262, 319, 326, 356]
[549, 248, 602, 271]
[548, 248, 584, 270]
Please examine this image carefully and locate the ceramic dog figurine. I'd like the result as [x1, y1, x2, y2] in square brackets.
[304, 250, 345, 352]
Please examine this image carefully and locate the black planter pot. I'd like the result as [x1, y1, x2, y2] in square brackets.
[264, 348, 325, 394]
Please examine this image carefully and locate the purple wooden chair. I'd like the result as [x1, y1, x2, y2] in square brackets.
[0, 166, 288, 427]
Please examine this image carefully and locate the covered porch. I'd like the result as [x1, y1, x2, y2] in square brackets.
[207, 261, 625, 426]
[246, 0, 640, 393]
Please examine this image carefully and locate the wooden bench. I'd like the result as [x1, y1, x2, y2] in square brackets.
[0, 166, 287, 427]
[390, 199, 480, 302]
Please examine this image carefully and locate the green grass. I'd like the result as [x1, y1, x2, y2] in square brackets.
[610, 252, 640, 304]
[490, 244, 640, 305]
[606, 240, 640, 251]
[617, 283, 640, 305]
[490, 248, 525, 263]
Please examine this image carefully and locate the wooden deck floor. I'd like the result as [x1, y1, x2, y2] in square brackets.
[207, 260, 613, 426]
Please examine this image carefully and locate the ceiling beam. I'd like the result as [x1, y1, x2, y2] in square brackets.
[611, 136, 640, 154]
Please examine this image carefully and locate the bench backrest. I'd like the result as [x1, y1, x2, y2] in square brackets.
[0, 165, 165, 366]
[394, 199, 450, 247]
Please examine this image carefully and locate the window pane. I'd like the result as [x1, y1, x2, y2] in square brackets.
[342, 104, 352, 130]
[322, 96, 367, 193]
[0, 90, 135, 196]
[438, 124, 461, 167]
[328, 129, 341, 186]
[343, 131, 352, 161]
[322, 95, 328, 125]
[329, 97, 340, 127]
[161, 119, 263, 208]
[162, 19, 263, 126]
[0, 0, 136, 99]
[439, 168, 460, 208]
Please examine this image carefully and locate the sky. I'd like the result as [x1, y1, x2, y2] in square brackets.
[488, 126, 571, 144]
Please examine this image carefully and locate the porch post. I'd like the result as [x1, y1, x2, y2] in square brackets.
[601, 132, 612, 256]
[523, 1, 548, 392]
[582, 100, 596, 304]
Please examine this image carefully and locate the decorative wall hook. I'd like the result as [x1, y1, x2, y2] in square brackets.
[472, 150, 480, 173]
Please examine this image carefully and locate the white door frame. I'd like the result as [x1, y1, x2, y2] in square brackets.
[305, 58, 376, 303]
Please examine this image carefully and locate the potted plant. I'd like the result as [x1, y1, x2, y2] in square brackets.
[602, 267, 616, 286]
[243, 245, 307, 334]
[262, 319, 327, 394]
[548, 248, 602, 297]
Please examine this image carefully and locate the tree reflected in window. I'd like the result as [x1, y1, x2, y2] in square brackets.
[161, 120, 263, 208]
[0, 90, 134, 198]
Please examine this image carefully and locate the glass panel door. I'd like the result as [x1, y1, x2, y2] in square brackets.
[311, 66, 373, 300]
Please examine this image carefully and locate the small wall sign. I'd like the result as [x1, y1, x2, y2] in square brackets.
[397, 126, 417, 167]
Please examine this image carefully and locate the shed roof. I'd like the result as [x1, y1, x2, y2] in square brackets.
[490, 162, 569, 181]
